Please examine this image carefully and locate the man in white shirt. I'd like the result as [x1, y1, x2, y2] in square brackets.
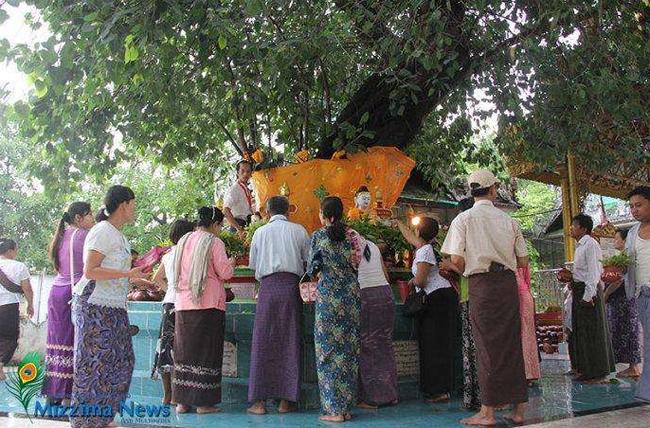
[246, 196, 310, 415]
[441, 169, 528, 426]
[0, 238, 34, 380]
[569, 214, 615, 383]
[223, 160, 258, 238]
[625, 186, 650, 402]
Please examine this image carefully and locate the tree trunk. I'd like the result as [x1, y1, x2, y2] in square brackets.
[316, 0, 469, 158]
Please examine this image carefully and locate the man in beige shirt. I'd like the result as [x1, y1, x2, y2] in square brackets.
[442, 169, 529, 426]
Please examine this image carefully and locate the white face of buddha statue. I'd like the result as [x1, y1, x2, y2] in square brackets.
[355, 192, 371, 211]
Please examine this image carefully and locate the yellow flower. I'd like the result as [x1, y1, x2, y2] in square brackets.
[295, 149, 310, 163]
[251, 149, 264, 163]
[19, 363, 38, 384]
[331, 150, 346, 160]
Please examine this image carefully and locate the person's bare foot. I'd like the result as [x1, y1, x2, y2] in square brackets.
[319, 414, 345, 422]
[197, 406, 220, 414]
[505, 403, 525, 424]
[247, 401, 267, 415]
[576, 376, 607, 385]
[504, 415, 525, 424]
[617, 366, 641, 378]
[278, 400, 297, 413]
[357, 401, 377, 409]
[427, 393, 450, 403]
[460, 414, 497, 426]
[176, 404, 190, 413]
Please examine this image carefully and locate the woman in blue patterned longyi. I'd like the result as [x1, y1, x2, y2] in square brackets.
[308, 196, 366, 423]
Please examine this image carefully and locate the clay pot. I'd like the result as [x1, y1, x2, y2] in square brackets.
[396, 280, 410, 303]
[131, 290, 148, 301]
[542, 342, 555, 354]
[235, 255, 250, 267]
[556, 268, 573, 283]
[601, 266, 623, 284]
[145, 288, 164, 301]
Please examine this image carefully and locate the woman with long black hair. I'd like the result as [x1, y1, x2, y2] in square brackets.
[42, 202, 94, 405]
[172, 206, 235, 414]
[410, 217, 459, 403]
[307, 196, 366, 423]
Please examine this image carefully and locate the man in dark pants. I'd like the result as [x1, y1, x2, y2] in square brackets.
[442, 170, 529, 426]
[569, 214, 615, 383]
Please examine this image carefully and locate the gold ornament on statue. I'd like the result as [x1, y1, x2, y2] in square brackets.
[374, 190, 391, 220]
[279, 182, 290, 197]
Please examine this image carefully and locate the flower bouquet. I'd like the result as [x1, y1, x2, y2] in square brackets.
[600, 252, 630, 284]
[219, 231, 249, 266]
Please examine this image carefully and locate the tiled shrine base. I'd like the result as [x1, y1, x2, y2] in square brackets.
[126, 300, 426, 409]
[0, 360, 645, 427]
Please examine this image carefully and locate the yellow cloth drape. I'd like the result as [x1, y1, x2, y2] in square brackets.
[251, 147, 415, 232]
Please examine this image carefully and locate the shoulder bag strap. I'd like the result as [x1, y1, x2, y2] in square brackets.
[0, 268, 22, 294]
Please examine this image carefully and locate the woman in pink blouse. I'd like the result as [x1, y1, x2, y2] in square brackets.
[172, 206, 235, 414]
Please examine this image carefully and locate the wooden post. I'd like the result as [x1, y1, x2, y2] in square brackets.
[567, 151, 580, 218]
[559, 164, 574, 262]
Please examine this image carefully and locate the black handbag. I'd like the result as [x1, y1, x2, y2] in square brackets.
[402, 286, 427, 318]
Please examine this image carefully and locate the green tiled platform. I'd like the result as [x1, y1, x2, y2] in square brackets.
[127, 297, 423, 409]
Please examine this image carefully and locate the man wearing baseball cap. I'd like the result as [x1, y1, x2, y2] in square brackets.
[442, 169, 529, 426]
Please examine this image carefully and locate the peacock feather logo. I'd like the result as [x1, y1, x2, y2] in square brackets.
[5, 352, 44, 422]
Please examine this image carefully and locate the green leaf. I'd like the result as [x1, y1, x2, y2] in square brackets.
[360, 112, 369, 125]
[34, 80, 48, 97]
[131, 73, 143, 85]
[124, 45, 139, 64]
[218, 35, 227, 50]
[6, 0, 21, 6]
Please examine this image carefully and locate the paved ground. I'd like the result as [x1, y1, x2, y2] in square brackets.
[0, 359, 645, 427]
[526, 405, 650, 428]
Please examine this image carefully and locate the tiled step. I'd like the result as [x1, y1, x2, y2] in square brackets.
[130, 370, 421, 409]
[127, 299, 424, 410]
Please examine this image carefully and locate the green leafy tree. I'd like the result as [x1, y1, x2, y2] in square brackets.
[496, 2, 650, 172]
[0, 129, 60, 271]
[3, 0, 643, 193]
[0, 120, 224, 270]
[512, 180, 558, 234]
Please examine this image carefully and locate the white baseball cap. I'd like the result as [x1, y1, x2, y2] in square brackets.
[467, 169, 499, 190]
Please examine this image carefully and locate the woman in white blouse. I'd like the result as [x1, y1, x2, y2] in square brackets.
[70, 185, 147, 428]
[0, 238, 34, 380]
[356, 239, 399, 408]
[409, 217, 459, 403]
[151, 219, 195, 405]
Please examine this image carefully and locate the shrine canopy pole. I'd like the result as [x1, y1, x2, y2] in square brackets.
[559, 164, 575, 262]
[566, 151, 580, 220]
